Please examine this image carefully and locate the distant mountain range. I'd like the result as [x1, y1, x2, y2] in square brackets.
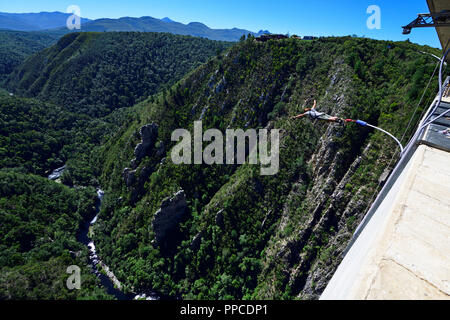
[0, 11, 270, 41]
[0, 11, 91, 31]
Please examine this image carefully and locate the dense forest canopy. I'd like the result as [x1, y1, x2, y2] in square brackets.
[0, 170, 111, 299]
[0, 30, 59, 83]
[0, 92, 87, 175]
[7, 32, 232, 117]
[1, 32, 231, 183]
[0, 91, 137, 186]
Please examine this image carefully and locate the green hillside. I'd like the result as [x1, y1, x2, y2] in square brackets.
[7, 32, 231, 117]
[0, 92, 86, 175]
[2, 31, 232, 185]
[0, 32, 237, 300]
[0, 91, 133, 186]
[89, 36, 443, 299]
[0, 30, 59, 83]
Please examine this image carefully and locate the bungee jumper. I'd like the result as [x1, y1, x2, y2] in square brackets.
[290, 99, 405, 154]
[290, 100, 345, 124]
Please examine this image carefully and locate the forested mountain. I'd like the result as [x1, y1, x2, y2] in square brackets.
[7, 32, 231, 117]
[0, 30, 59, 83]
[0, 90, 128, 299]
[0, 12, 91, 31]
[89, 36, 442, 299]
[2, 32, 229, 180]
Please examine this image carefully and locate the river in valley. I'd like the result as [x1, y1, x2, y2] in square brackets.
[46, 165, 161, 300]
[78, 189, 161, 300]
[77, 189, 132, 299]
[47, 165, 66, 180]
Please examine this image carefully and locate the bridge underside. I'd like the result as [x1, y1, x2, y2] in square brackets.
[427, 0, 450, 55]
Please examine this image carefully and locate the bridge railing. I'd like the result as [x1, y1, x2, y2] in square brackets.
[342, 75, 450, 257]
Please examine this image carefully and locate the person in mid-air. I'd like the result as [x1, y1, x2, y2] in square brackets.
[291, 100, 344, 124]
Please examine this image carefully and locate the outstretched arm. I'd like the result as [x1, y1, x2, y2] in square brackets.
[291, 113, 306, 119]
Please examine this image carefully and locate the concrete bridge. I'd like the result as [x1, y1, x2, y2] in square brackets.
[321, 141, 450, 299]
[322, 80, 450, 300]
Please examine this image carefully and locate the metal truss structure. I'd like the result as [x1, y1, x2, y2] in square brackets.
[403, 10, 450, 34]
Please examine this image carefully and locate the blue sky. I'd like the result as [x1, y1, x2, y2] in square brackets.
[1, 0, 442, 48]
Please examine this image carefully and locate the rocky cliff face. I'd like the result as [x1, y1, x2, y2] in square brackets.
[252, 60, 379, 299]
[122, 123, 159, 202]
[133, 123, 159, 166]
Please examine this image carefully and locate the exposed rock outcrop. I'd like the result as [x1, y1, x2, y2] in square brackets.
[190, 231, 204, 251]
[215, 209, 225, 228]
[122, 168, 136, 187]
[215, 76, 226, 94]
[123, 123, 159, 196]
[152, 190, 189, 249]
[133, 123, 159, 166]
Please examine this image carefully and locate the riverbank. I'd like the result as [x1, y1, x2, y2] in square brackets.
[80, 189, 159, 300]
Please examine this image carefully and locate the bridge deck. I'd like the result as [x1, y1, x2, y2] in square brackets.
[321, 144, 450, 299]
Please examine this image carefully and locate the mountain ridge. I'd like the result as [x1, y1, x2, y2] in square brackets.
[6, 32, 231, 118]
[0, 11, 91, 31]
[77, 16, 268, 41]
[0, 11, 270, 41]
